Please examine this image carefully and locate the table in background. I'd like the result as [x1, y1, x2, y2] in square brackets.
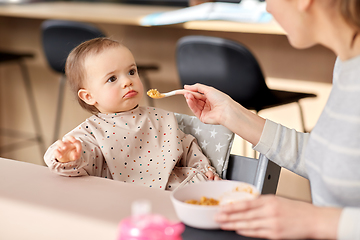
[0, 2, 285, 34]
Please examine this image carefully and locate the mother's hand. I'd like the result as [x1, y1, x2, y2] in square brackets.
[215, 195, 341, 240]
[183, 83, 233, 125]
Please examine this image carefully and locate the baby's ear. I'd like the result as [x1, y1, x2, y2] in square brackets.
[78, 89, 96, 105]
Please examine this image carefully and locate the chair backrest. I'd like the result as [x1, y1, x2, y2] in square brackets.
[174, 113, 234, 178]
[176, 35, 272, 110]
[41, 20, 105, 74]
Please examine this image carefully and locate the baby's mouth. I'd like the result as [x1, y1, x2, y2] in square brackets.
[123, 90, 138, 98]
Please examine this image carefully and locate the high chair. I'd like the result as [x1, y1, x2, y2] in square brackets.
[175, 113, 280, 194]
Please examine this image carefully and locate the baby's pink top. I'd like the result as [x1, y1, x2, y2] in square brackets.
[44, 106, 216, 190]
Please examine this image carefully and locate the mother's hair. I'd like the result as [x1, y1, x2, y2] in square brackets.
[339, 0, 360, 30]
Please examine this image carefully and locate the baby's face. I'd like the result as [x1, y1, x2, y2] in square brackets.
[82, 45, 144, 114]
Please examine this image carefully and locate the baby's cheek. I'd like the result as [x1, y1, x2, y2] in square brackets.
[105, 90, 121, 103]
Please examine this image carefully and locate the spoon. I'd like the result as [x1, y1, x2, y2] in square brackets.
[147, 89, 192, 99]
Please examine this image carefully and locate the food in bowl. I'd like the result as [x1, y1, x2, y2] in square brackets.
[184, 183, 259, 207]
[218, 183, 260, 205]
[170, 181, 259, 229]
[185, 196, 219, 206]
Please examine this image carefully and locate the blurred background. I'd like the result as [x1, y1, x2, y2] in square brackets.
[0, 0, 335, 203]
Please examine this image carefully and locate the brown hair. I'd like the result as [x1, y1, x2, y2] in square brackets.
[65, 37, 122, 114]
[339, 0, 360, 30]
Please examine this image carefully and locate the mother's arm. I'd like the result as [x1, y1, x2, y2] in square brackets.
[184, 83, 312, 177]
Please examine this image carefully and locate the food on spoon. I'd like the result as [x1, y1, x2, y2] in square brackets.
[147, 89, 164, 98]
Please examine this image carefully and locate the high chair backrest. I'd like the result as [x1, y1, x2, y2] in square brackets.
[174, 113, 234, 177]
[175, 113, 280, 194]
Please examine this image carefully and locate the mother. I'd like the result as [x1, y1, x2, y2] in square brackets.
[183, 0, 360, 239]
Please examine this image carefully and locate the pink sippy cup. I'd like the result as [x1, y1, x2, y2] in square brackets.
[117, 200, 185, 240]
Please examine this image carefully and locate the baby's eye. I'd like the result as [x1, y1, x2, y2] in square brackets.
[107, 75, 117, 83]
[129, 68, 137, 76]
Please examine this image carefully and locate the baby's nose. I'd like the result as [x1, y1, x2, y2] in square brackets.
[122, 77, 133, 88]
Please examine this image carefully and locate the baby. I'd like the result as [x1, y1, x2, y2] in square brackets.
[44, 37, 220, 190]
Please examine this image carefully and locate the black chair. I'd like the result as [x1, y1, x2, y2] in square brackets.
[0, 51, 45, 155]
[176, 35, 317, 132]
[41, 19, 159, 142]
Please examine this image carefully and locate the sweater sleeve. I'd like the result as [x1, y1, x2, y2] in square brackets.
[338, 208, 360, 240]
[253, 119, 310, 179]
[44, 126, 106, 178]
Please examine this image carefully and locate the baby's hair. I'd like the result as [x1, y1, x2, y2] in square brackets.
[65, 37, 123, 114]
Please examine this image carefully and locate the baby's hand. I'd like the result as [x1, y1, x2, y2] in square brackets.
[205, 170, 221, 181]
[54, 135, 82, 163]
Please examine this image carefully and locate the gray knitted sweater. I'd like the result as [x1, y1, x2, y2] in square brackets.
[254, 56, 360, 239]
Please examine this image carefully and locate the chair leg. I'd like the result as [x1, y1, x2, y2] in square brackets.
[53, 75, 66, 143]
[297, 102, 307, 132]
[18, 60, 46, 155]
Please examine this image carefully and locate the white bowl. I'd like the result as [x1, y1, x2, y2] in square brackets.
[170, 180, 259, 229]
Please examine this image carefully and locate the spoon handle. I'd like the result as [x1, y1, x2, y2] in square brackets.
[163, 89, 192, 97]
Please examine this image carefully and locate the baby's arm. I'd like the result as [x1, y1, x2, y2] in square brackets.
[181, 134, 221, 180]
[44, 126, 105, 177]
[53, 135, 82, 163]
